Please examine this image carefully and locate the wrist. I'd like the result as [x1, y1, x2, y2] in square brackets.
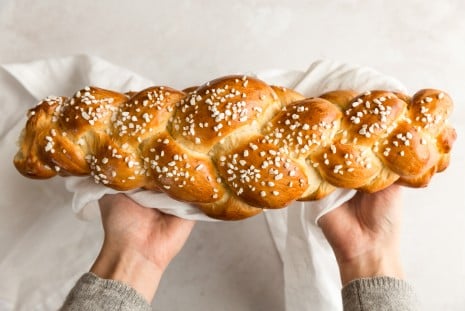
[90, 242, 164, 303]
[337, 248, 404, 286]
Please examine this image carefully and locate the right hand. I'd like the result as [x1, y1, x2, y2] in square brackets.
[319, 184, 404, 285]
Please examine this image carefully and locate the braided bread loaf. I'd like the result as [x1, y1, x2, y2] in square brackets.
[13, 75, 456, 220]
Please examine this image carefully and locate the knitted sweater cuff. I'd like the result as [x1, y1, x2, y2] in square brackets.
[60, 272, 152, 311]
[341, 277, 418, 311]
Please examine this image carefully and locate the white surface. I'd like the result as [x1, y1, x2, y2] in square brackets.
[0, 0, 464, 310]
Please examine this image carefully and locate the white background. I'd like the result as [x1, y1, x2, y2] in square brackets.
[0, 0, 464, 310]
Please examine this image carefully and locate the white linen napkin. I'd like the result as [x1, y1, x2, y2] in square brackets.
[0, 55, 406, 311]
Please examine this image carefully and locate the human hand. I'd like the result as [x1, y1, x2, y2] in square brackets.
[319, 184, 404, 285]
[90, 194, 195, 302]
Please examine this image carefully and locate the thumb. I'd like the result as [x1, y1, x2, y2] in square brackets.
[318, 201, 350, 231]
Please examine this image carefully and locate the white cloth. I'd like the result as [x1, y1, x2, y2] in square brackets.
[256, 63, 406, 311]
[0, 55, 406, 310]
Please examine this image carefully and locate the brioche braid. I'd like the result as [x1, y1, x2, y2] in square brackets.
[13, 75, 456, 220]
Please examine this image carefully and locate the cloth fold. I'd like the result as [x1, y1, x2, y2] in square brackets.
[0, 55, 406, 311]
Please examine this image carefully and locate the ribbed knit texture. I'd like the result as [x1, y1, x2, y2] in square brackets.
[342, 276, 418, 311]
[60, 273, 152, 311]
[61, 273, 417, 310]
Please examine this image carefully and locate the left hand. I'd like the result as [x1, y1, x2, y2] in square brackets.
[91, 193, 195, 302]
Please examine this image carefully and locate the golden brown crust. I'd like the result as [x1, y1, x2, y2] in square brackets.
[14, 96, 65, 178]
[197, 193, 262, 220]
[141, 132, 225, 203]
[409, 89, 453, 135]
[379, 121, 438, 177]
[58, 87, 126, 136]
[319, 90, 358, 110]
[396, 165, 436, 188]
[341, 91, 408, 146]
[182, 86, 199, 93]
[113, 86, 184, 145]
[216, 137, 308, 209]
[88, 134, 146, 190]
[13, 76, 456, 220]
[263, 98, 342, 158]
[170, 75, 281, 153]
[270, 85, 305, 106]
[312, 142, 380, 189]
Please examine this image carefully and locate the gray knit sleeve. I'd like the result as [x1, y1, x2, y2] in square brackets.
[60, 273, 152, 311]
[341, 277, 418, 311]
